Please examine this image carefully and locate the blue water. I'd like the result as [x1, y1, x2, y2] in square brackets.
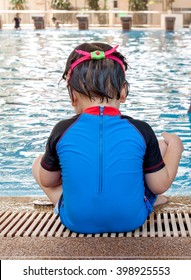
[0, 29, 190, 196]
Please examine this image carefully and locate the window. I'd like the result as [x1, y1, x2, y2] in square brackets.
[114, 0, 118, 8]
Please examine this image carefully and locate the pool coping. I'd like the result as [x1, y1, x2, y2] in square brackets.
[1, 195, 191, 212]
[1, 196, 191, 260]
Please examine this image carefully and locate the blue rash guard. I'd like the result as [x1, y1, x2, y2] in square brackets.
[41, 106, 165, 234]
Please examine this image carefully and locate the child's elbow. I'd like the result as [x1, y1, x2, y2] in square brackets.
[39, 166, 61, 188]
[145, 169, 171, 194]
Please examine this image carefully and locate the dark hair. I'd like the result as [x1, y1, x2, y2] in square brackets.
[62, 42, 129, 102]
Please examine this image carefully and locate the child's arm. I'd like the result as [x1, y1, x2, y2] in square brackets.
[33, 155, 62, 188]
[145, 132, 183, 194]
[39, 165, 61, 188]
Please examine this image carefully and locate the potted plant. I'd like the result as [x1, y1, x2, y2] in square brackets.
[87, 0, 100, 10]
[129, 0, 148, 11]
[51, 0, 72, 10]
[51, 0, 73, 24]
[9, 0, 26, 10]
[129, 0, 148, 25]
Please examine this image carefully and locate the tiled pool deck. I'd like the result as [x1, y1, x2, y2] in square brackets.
[0, 196, 191, 260]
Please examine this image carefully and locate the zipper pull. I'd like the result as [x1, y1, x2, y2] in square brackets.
[100, 106, 104, 116]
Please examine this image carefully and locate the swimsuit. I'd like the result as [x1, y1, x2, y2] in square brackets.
[41, 106, 165, 234]
[14, 17, 20, 29]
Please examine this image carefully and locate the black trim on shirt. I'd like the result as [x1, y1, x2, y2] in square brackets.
[121, 115, 165, 173]
[41, 114, 81, 171]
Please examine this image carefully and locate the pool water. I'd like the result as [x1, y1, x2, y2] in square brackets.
[0, 29, 190, 196]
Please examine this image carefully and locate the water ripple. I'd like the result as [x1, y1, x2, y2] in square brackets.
[0, 29, 190, 196]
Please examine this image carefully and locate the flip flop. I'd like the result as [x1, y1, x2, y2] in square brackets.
[33, 200, 53, 206]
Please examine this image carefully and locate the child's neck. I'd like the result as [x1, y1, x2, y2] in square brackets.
[73, 95, 121, 114]
[82, 98, 120, 110]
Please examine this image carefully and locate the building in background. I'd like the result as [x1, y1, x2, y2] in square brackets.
[0, 0, 190, 27]
[1, 0, 191, 11]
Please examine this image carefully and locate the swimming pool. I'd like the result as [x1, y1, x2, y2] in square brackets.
[0, 28, 190, 196]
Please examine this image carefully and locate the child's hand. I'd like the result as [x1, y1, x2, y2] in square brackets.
[161, 132, 184, 153]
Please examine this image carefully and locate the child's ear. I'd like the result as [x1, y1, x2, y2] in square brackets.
[71, 91, 78, 107]
[120, 82, 128, 103]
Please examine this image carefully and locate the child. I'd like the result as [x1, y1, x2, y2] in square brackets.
[32, 42, 183, 234]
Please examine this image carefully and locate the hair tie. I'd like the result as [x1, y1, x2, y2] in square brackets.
[67, 45, 125, 83]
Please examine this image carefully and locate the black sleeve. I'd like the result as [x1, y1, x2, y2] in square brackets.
[122, 116, 165, 174]
[41, 115, 80, 171]
[41, 122, 63, 171]
[142, 123, 165, 173]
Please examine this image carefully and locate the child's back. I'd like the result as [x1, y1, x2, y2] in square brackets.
[41, 105, 164, 233]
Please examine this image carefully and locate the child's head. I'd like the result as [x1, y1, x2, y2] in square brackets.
[62, 42, 129, 103]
